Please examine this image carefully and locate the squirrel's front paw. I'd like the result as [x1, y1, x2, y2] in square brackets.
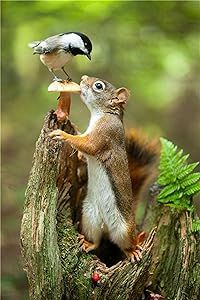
[49, 129, 67, 140]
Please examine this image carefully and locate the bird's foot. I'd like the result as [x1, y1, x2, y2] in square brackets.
[61, 67, 72, 82]
[78, 234, 98, 253]
[53, 77, 63, 82]
[66, 76, 72, 82]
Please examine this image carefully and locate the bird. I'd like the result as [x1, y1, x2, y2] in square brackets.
[28, 32, 92, 82]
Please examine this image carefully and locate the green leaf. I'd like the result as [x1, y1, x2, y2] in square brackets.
[185, 183, 200, 196]
[157, 138, 200, 212]
[192, 218, 200, 232]
[158, 184, 180, 199]
[166, 202, 193, 211]
[157, 176, 171, 185]
[181, 173, 200, 188]
[177, 162, 199, 180]
[158, 173, 175, 185]
[158, 191, 184, 203]
[172, 153, 189, 170]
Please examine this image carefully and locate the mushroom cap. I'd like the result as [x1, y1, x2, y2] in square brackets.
[48, 80, 81, 93]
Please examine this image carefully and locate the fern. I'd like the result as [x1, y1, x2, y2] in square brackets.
[157, 138, 200, 211]
[192, 218, 200, 232]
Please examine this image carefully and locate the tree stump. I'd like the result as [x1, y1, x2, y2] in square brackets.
[20, 111, 200, 300]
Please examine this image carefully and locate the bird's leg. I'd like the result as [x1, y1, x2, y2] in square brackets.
[49, 68, 63, 82]
[61, 67, 72, 82]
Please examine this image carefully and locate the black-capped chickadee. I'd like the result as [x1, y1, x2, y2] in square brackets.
[28, 32, 92, 82]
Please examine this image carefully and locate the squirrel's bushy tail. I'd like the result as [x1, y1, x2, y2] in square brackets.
[125, 129, 160, 200]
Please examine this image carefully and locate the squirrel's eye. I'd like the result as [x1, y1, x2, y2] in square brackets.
[95, 83, 103, 89]
[92, 81, 105, 92]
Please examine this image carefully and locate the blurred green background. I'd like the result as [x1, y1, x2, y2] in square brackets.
[1, 1, 200, 299]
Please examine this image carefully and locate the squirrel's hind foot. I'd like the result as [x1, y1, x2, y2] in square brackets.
[124, 231, 146, 263]
[124, 246, 143, 263]
[78, 234, 98, 253]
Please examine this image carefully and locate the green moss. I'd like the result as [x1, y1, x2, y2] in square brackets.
[56, 215, 94, 298]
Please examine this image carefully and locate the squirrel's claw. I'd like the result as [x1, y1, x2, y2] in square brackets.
[135, 249, 143, 259]
[132, 251, 141, 263]
[125, 231, 146, 263]
[78, 234, 98, 253]
[125, 248, 143, 263]
[136, 244, 143, 251]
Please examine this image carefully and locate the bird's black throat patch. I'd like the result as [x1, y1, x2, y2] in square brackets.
[68, 46, 86, 56]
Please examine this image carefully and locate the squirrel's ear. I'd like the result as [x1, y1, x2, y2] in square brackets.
[114, 87, 130, 104]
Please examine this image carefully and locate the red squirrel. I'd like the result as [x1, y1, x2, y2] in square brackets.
[49, 75, 156, 262]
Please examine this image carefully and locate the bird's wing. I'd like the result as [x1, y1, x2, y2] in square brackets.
[43, 35, 69, 53]
[28, 34, 70, 54]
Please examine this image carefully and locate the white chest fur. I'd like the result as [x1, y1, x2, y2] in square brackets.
[82, 156, 129, 249]
[84, 110, 104, 134]
[85, 156, 119, 228]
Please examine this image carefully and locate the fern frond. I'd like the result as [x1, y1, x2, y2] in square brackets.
[181, 173, 200, 188]
[159, 191, 184, 202]
[177, 162, 199, 180]
[166, 201, 193, 211]
[174, 154, 189, 168]
[158, 184, 180, 199]
[157, 138, 200, 211]
[185, 183, 200, 196]
[192, 218, 200, 232]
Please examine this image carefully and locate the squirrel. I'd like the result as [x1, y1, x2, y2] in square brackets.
[49, 75, 159, 262]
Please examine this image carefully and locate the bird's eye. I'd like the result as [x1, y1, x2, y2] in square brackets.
[92, 81, 106, 92]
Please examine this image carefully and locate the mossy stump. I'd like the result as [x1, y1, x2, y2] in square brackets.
[20, 111, 200, 300]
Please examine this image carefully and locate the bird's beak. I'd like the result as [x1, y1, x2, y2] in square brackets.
[86, 53, 91, 60]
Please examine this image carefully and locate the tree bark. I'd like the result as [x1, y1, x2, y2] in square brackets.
[20, 111, 200, 300]
[145, 207, 200, 300]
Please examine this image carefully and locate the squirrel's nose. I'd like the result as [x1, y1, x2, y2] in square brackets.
[81, 75, 89, 81]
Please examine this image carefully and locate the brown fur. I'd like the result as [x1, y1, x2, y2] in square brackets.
[126, 129, 160, 200]
[51, 115, 135, 231]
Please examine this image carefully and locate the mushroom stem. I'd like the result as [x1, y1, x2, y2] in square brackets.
[54, 92, 71, 122]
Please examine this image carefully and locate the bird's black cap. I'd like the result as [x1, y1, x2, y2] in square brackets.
[60, 31, 92, 54]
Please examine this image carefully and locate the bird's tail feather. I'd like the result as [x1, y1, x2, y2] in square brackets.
[28, 41, 41, 48]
